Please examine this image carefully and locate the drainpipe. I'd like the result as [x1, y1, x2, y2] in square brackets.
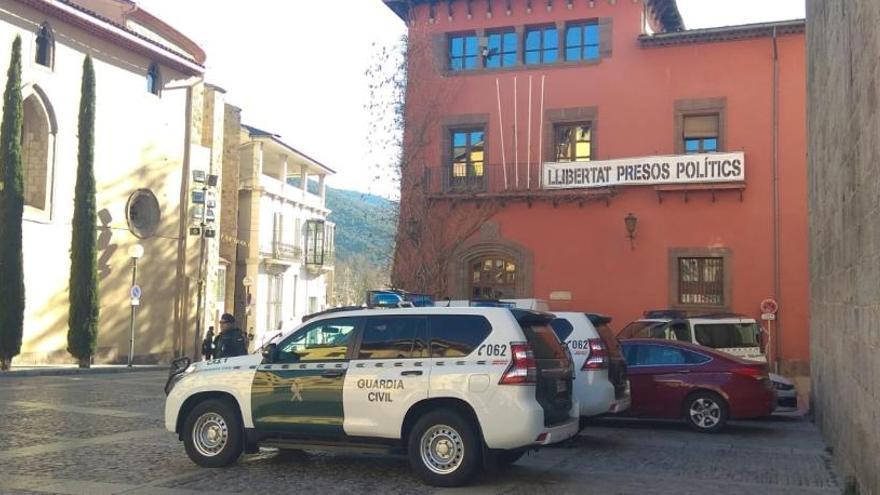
[170, 76, 202, 359]
[771, 27, 781, 373]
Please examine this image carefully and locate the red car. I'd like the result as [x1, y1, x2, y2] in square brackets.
[619, 339, 776, 432]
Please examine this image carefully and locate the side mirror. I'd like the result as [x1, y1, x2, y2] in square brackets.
[262, 343, 277, 363]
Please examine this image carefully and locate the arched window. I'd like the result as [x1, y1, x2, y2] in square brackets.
[146, 63, 162, 95]
[469, 255, 518, 299]
[35, 23, 54, 68]
[21, 90, 56, 212]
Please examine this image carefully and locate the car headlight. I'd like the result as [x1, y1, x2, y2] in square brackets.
[164, 358, 195, 395]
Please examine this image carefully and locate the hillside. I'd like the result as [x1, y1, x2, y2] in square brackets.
[326, 187, 397, 269]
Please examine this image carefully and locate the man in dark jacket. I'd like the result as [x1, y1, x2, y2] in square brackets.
[202, 327, 215, 361]
[215, 314, 247, 358]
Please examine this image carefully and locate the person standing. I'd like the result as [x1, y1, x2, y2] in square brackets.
[201, 327, 215, 361]
[216, 314, 247, 358]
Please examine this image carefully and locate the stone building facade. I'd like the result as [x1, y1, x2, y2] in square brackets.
[807, 1, 880, 493]
[0, 0, 230, 364]
[387, 0, 810, 379]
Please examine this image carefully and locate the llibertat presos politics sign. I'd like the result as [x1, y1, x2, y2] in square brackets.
[542, 151, 745, 190]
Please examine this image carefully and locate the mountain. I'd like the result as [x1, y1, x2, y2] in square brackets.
[326, 187, 397, 269]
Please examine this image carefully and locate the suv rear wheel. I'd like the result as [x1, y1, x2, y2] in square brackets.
[407, 409, 481, 487]
[183, 399, 243, 467]
[684, 391, 728, 433]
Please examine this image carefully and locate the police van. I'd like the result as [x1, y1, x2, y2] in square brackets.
[165, 307, 578, 486]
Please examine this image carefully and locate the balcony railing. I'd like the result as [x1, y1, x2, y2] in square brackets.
[422, 163, 544, 196]
[273, 242, 302, 261]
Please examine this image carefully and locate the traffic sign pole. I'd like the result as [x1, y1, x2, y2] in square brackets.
[128, 259, 139, 368]
[760, 298, 779, 373]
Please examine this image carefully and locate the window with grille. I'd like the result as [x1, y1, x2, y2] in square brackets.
[678, 257, 724, 306]
[470, 256, 518, 299]
[554, 124, 592, 162]
[683, 114, 719, 154]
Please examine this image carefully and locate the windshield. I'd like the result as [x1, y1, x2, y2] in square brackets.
[693, 323, 761, 348]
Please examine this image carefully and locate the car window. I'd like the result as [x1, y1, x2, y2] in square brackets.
[621, 343, 638, 364]
[683, 350, 711, 364]
[694, 323, 760, 348]
[550, 318, 575, 341]
[358, 316, 427, 360]
[429, 315, 492, 358]
[277, 317, 358, 363]
[520, 323, 567, 360]
[619, 321, 668, 339]
[667, 323, 693, 342]
[636, 344, 688, 366]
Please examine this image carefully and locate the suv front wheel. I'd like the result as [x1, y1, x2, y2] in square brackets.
[407, 409, 481, 487]
[183, 399, 243, 467]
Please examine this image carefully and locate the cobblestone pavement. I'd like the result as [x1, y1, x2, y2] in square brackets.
[0, 371, 841, 494]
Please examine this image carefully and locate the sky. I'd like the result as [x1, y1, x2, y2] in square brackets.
[137, 0, 805, 199]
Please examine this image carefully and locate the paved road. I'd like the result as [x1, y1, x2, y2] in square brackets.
[0, 371, 841, 494]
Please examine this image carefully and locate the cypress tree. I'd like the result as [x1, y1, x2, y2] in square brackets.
[0, 36, 25, 371]
[67, 55, 98, 368]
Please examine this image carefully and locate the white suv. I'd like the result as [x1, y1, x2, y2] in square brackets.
[165, 307, 578, 486]
[551, 313, 631, 418]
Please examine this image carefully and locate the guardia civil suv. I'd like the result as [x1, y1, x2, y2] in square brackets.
[165, 307, 578, 486]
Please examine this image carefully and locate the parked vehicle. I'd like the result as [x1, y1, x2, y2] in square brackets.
[618, 311, 797, 412]
[165, 307, 578, 486]
[550, 312, 631, 418]
[619, 339, 776, 432]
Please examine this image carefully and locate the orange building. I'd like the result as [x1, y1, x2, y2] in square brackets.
[386, 0, 808, 378]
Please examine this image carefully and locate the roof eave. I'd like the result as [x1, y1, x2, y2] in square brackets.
[19, 0, 204, 75]
[640, 18, 806, 47]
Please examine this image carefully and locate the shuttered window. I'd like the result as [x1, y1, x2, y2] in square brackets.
[683, 114, 719, 154]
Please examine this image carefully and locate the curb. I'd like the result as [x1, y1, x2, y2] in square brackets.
[0, 366, 167, 378]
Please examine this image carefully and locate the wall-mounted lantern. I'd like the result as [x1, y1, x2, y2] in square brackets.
[625, 213, 638, 250]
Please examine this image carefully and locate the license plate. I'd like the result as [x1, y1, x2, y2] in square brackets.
[556, 381, 567, 393]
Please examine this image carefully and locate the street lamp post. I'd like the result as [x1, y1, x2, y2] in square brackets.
[242, 276, 253, 342]
[127, 243, 144, 368]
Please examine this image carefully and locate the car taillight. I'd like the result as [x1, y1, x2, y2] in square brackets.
[731, 367, 768, 380]
[499, 343, 538, 385]
[582, 338, 608, 370]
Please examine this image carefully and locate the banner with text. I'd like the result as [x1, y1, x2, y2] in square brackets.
[542, 151, 745, 190]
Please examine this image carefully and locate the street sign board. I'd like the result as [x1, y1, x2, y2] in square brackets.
[131, 297, 140, 307]
[760, 298, 778, 314]
[761, 313, 776, 321]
